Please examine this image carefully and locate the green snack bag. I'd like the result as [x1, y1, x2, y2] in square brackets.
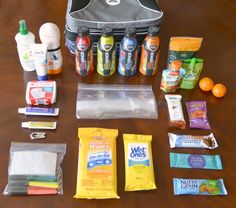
[180, 58, 203, 89]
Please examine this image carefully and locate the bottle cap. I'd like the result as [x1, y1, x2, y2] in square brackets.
[19, 20, 29, 35]
[78, 27, 89, 36]
[171, 60, 182, 71]
[21, 122, 29, 128]
[102, 28, 113, 37]
[18, 108, 25, 114]
[148, 26, 160, 37]
[125, 27, 136, 37]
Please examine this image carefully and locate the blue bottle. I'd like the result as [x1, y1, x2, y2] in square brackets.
[118, 28, 138, 76]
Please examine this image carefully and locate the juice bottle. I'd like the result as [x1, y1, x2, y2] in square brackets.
[139, 26, 160, 76]
[97, 28, 116, 76]
[75, 27, 94, 76]
[118, 28, 138, 76]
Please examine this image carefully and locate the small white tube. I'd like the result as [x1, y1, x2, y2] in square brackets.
[18, 107, 59, 116]
[31, 44, 48, 81]
[21, 121, 57, 130]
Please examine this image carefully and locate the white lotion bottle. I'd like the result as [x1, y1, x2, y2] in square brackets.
[39, 23, 63, 74]
[15, 19, 36, 71]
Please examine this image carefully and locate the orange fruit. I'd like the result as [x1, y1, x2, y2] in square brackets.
[199, 77, 215, 91]
[212, 84, 227, 98]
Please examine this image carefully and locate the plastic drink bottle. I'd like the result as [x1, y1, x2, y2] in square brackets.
[39, 23, 63, 75]
[118, 28, 138, 76]
[15, 19, 35, 71]
[139, 26, 160, 75]
[97, 28, 116, 76]
[75, 27, 94, 76]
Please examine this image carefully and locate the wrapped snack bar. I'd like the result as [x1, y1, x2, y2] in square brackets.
[165, 94, 186, 129]
[173, 178, 227, 195]
[168, 133, 218, 149]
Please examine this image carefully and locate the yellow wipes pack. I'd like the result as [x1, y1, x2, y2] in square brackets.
[123, 134, 156, 191]
[74, 128, 119, 199]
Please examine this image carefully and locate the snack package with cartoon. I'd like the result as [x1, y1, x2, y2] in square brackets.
[74, 128, 119, 199]
[173, 178, 227, 195]
[160, 60, 185, 93]
[123, 134, 156, 191]
[186, 101, 211, 129]
[180, 58, 204, 89]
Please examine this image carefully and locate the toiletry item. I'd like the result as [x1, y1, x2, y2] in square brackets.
[139, 26, 160, 75]
[39, 23, 63, 74]
[21, 121, 57, 130]
[123, 134, 156, 191]
[97, 28, 116, 76]
[15, 19, 35, 71]
[165, 94, 186, 129]
[75, 27, 94, 76]
[30, 44, 48, 80]
[18, 107, 59, 116]
[173, 178, 227, 195]
[118, 28, 138, 76]
[25, 80, 57, 105]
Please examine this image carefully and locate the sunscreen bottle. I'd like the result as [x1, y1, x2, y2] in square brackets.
[15, 20, 35, 71]
[39, 23, 63, 74]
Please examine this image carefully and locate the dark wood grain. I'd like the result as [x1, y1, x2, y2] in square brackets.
[0, 0, 236, 207]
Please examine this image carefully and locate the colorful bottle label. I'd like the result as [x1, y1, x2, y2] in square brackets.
[75, 36, 94, 76]
[47, 49, 63, 74]
[118, 37, 138, 76]
[139, 36, 160, 75]
[97, 36, 116, 76]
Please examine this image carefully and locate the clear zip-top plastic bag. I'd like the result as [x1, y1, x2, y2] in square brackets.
[76, 84, 158, 119]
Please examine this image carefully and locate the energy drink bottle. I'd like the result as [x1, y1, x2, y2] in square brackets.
[75, 27, 94, 76]
[139, 26, 160, 76]
[118, 28, 138, 76]
[97, 28, 116, 76]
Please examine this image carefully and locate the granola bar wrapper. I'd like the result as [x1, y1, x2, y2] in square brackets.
[173, 178, 227, 195]
[186, 101, 211, 129]
[168, 133, 218, 149]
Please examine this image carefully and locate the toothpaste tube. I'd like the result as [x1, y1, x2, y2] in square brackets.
[170, 153, 222, 170]
[21, 121, 57, 130]
[173, 178, 227, 195]
[168, 133, 218, 149]
[165, 94, 186, 129]
[18, 107, 59, 116]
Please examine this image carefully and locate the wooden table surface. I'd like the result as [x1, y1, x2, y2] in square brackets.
[0, 0, 236, 207]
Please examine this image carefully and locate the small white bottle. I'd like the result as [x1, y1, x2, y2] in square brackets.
[39, 23, 63, 74]
[15, 20, 35, 71]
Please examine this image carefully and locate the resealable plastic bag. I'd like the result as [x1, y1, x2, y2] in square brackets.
[3, 142, 66, 196]
[76, 84, 158, 119]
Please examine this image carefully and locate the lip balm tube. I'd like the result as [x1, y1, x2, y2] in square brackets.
[18, 107, 59, 116]
[165, 94, 186, 129]
[21, 121, 57, 130]
[31, 44, 48, 80]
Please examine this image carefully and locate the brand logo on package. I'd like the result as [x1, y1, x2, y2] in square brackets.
[106, 0, 120, 6]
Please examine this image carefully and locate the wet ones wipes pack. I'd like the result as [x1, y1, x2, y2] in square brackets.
[74, 128, 119, 199]
[123, 134, 156, 191]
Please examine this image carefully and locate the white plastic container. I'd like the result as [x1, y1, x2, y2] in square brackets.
[39, 23, 63, 74]
[15, 20, 35, 71]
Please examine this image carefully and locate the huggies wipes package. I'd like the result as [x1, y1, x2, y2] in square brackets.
[74, 128, 119, 199]
[123, 134, 156, 191]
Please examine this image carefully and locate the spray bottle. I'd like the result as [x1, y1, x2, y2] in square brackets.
[15, 20, 35, 71]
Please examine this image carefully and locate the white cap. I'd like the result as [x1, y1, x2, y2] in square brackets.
[18, 108, 25, 114]
[21, 122, 29, 128]
[39, 22, 60, 49]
